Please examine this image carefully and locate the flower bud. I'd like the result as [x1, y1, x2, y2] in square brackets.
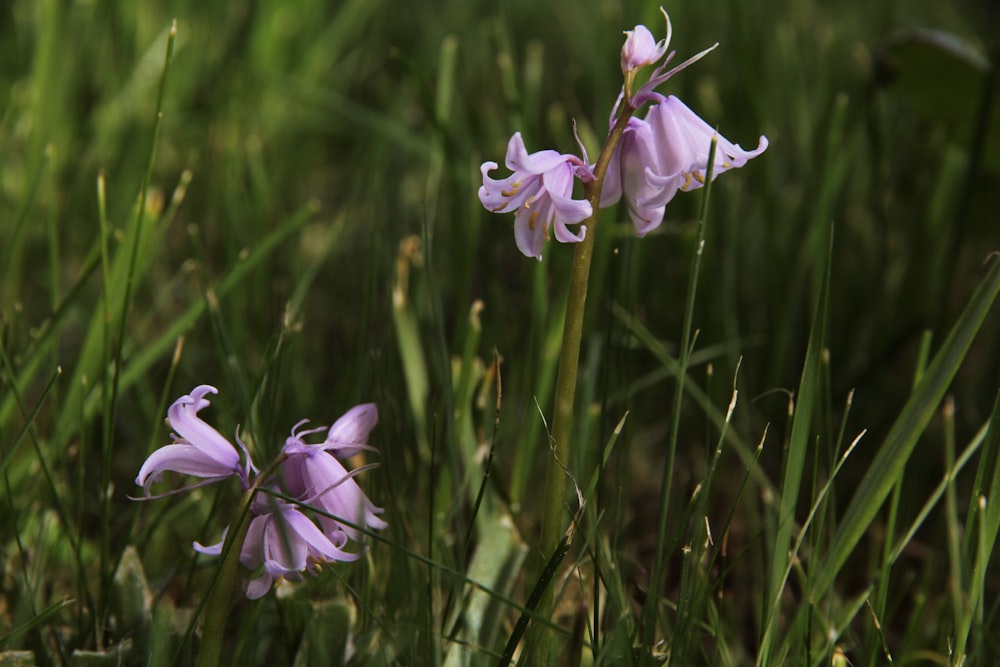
[620, 8, 671, 74]
[621, 25, 664, 73]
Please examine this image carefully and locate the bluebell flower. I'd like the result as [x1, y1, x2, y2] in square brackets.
[135, 385, 255, 495]
[602, 95, 768, 235]
[193, 490, 363, 599]
[282, 418, 388, 543]
[479, 132, 592, 260]
[239, 492, 362, 599]
[138, 389, 387, 598]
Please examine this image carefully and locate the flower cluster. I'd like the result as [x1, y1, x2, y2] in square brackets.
[478, 8, 768, 259]
[136, 385, 387, 599]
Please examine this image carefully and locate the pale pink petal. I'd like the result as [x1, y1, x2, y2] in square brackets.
[324, 403, 378, 459]
[504, 133, 567, 173]
[513, 196, 549, 261]
[135, 444, 233, 492]
[621, 21, 669, 73]
[167, 385, 241, 469]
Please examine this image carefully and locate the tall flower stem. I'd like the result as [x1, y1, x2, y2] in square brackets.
[523, 105, 636, 663]
[197, 488, 255, 667]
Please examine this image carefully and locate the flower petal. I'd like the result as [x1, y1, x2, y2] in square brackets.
[167, 386, 242, 470]
[240, 514, 268, 571]
[285, 447, 387, 541]
[285, 508, 362, 563]
[263, 511, 310, 576]
[548, 198, 591, 244]
[478, 162, 541, 214]
[504, 132, 568, 174]
[193, 526, 228, 556]
[245, 574, 273, 600]
[542, 163, 592, 244]
[513, 194, 549, 261]
[324, 403, 378, 459]
[135, 444, 234, 492]
[615, 118, 673, 234]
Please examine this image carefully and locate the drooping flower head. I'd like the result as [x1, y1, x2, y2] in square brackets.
[238, 491, 363, 599]
[186, 415, 387, 600]
[282, 418, 388, 542]
[479, 132, 592, 260]
[193, 487, 365, 600]
[135, 385, 256, 495]
[646, 96, 769, 193]
[602, 95, 769, 235]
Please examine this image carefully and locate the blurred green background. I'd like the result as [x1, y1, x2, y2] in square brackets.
[1, 0, 998, 663]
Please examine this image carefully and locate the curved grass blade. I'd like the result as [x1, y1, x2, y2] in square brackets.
[811, 256, 1000, 600]
[0, 597, 74, 648]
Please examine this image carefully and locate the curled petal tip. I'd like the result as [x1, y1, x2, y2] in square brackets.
[481, 133, 591, 260]
[135, 385, 252, 494]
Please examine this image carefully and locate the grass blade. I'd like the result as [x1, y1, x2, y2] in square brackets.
[810, 255, 1000, 599]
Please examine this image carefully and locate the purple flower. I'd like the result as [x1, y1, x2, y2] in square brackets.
[613, 9, 718, 111]
[600, 116, 664, 236]
[238, 493, 363, 599]
[196, 491, 364, 600]
[139, 388, 387, 599]
[135, 385, 255, 495]
[479, 132, 592, 260]
[188, 416, 387, 600]
[621, 9, 670, 74]
[282, 421, 388, 543]
[602, 95, 768, 235]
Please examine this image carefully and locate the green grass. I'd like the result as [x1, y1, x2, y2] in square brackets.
[1, 0, 999, 665]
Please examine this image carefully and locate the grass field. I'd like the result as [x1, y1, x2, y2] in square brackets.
[1, 0, 999, 664]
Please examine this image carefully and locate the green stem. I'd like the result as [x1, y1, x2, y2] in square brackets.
[522, 105, 635, 664]
[197, 488, 255, 667]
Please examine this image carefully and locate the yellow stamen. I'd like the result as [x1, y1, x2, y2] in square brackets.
[528, 210, 539, 231]
[500, 180, 523, 197]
